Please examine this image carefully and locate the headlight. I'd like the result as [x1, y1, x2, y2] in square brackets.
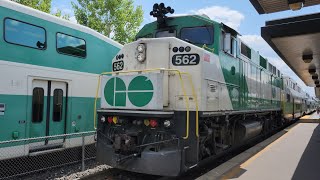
[137, 53, 146, 62]
[137, 44, 145, 53]
[163, 120, 171, 127]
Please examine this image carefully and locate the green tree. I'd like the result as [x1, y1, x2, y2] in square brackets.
[72, 0, 143, 44]
[53, 9, 71, 20]
[12, 0, 70, 20]
[13, 0, 51, 13]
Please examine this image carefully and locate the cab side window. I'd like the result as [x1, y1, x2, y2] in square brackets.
[222, 32, 237, 57]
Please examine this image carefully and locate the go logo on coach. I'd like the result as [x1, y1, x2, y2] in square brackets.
[104, 76, 154, 107]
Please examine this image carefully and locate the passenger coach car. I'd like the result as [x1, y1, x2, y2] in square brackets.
[0, 0, 122, 159]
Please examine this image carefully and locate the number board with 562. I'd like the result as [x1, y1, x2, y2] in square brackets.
[113, 60, 124, 71]
[172, 54, 200, 66]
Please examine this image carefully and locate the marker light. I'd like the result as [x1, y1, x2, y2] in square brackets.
[185, 46, 191, 52]
[137, 44, 146, 53]
[172, 47, 178, 52]
[107, 117, 113, 124]
[101, 116, 106, 123]
[163, 120, 171, 127]
[150, 119, 158, 128]
[144, 119, 150, 126]
[112, 116, 118, 124]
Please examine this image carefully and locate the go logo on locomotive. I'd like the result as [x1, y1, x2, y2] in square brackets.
[101, 73, 164, 110]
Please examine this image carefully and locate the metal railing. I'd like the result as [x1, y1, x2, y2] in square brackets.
[0, 131, 96, 179]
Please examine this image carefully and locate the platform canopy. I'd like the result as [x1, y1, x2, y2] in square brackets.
[250, 0, 320, 14]
[261, 13, 320, 96]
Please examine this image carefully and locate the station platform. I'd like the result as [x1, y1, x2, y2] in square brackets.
[197, 112, 320, 180]
[299, 111, 320, 123]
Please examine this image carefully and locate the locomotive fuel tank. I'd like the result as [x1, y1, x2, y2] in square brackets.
[234, 121, 263, 143]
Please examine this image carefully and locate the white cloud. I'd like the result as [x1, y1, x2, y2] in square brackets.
[144, 6, 244, 31]
[193, 6, 244, 30]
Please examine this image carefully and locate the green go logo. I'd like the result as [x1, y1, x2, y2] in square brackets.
[104, 76, 154, 107]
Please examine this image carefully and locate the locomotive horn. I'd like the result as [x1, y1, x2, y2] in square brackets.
[150, 3, 175, 28]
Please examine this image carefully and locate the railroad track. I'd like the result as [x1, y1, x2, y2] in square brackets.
[80, 152, 235, 180]
[81, 168, 160, 180]
[80, 121, 297, 180]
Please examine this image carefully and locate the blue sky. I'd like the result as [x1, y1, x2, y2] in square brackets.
[52, 0, 320, 96]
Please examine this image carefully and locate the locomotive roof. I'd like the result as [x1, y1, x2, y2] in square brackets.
[0, 0, 123, 49]
[138, 15, 218, 37]
[139, 14, 238, 34]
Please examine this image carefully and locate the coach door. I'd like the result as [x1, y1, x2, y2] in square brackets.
[29, 80, 67, 151]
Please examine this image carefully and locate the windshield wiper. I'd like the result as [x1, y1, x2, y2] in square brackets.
[184, 38, 195, 44]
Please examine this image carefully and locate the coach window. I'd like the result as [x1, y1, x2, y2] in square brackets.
[286, 94, 291, 102]
[4, 18, 46, 49]
[53, 89, 63, 122]
[32, 88, 44, 123]
[181, 26, 213, 45]
[57, 33, 86, 58]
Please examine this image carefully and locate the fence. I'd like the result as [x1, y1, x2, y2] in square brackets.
[0, 131, 96, 179]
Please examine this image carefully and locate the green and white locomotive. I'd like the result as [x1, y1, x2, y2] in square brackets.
[0, 0, 121, 160]
[96, 3, 314, 176]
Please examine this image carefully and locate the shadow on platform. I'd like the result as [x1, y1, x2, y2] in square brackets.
[292, 124, 320, 180]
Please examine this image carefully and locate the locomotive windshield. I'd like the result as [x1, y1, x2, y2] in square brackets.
[155, 30, 176, 38]
[180, 26, 214, 45]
